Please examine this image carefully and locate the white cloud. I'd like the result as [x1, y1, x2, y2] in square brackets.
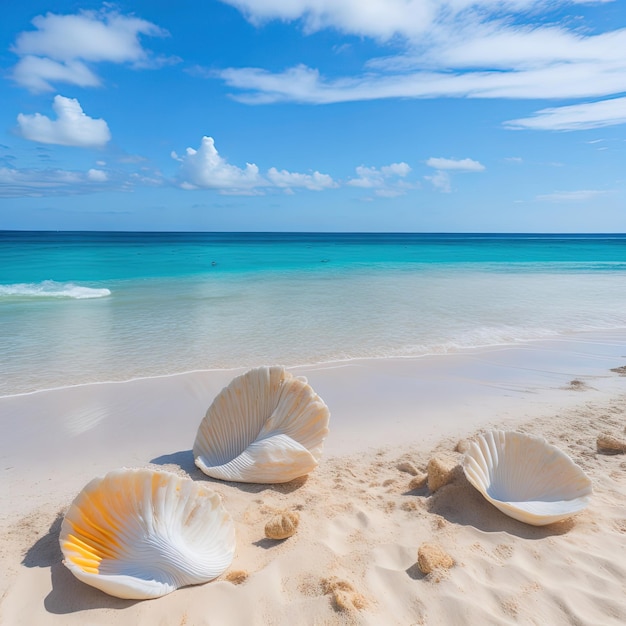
[267, 167, 337, 190]
[11, 9, 169, 92]
[222, 0, 436, 39]
[0, 163, 164, 197]
[220, 54, 626, 104]
[87, 168, 108, 182]
[348, 166, 380, 188]
[382, 162, 411, 176]
[0, 166, 107, 197]
[17, 95, 111, 147]
[174, 136, 335, 194]
[12, 56, 100, 92]
[424, 170, 451, 193]
[347, 162, 413, 198]
[221, 1, 615, 42]
[505, 96, 626, 131]
[425, 157, 485, 171]
[216, 1, 626, 130]
[424, 156, 484, 192]
[348, 163, 411, 196]
[174, 136, 263, 191]
[536, 189, 611, 202]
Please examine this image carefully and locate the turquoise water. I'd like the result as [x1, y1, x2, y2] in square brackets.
[2, 232, 626, 396]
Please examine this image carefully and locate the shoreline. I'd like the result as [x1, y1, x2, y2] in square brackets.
[3, 326, 626, 400]
[2, 332, 626, 514]
[1, 334, 625, 624]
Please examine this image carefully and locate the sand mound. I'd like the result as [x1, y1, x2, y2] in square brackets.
[417, 543, 455, 574]
[265, 511, 300, 540]
[597, 433, 626, 454]
[321, 576, 368, 612]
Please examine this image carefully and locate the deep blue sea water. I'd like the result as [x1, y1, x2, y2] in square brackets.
[2, 231, 626, 396]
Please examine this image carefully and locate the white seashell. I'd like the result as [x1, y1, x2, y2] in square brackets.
[193, 366, 330, 483]
[463, 430, 592, 526]
[60, 468, 236, 599]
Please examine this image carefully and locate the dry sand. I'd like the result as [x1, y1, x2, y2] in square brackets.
[1, 333, 626, 625]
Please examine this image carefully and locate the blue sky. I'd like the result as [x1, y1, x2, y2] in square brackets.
[0, 0, 625, 232]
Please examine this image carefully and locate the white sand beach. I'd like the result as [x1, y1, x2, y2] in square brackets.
[1, 332, 626, 625]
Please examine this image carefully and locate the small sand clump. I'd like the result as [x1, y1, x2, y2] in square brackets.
[597, 433, 626, 454]
[408, 473, 428, 491]
[321, 577, 367, 612]
[225, 570, 249, 585]
[455, 439, 471, 454]
[265, 510, 300, 540]
[427, 457, 457, 492]
[396, 461, 419, 475]
[417, 543, 455, 574]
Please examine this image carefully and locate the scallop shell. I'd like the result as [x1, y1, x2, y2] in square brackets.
[60, 468, 235, 599]
[193, 366, 330, 483]
[463, 430, 592, 526]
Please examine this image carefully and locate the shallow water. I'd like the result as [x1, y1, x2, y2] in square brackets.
[2, 231, 626, 395]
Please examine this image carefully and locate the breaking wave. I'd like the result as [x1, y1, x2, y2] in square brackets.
[0, 281, 111, 299]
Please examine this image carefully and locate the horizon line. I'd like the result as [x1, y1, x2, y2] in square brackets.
[2, 230, 626, 236]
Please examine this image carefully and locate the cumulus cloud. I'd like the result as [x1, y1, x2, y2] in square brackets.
[267, 167, 337, 190]
[17, 95, 111, 147]
[215, 1, 626, 130]
[11, 9, 170, 92]
[173, 136, 264, 191]
[425, 157, 485, 171]
[505, 96, 626, 131]
[347, 162, 412, 196]
[424, 170, 451, 193]
[536, 189, 611, 202]
[425, 156, 484, 192]
[87, 168, 108, 182]
[173, 136, 336, 194]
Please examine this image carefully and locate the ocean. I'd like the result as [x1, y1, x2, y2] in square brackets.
[2, 231, 626, 397]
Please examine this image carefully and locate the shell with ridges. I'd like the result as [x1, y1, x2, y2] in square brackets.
[193, 366, 330, 483]
[463, 430, 592, 526]
[60, 468, 235, 599]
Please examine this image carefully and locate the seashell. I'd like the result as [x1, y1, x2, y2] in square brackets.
[463, 430, 592, 526]
[60, 468, 235, 599]
[193, 366, 330, 483]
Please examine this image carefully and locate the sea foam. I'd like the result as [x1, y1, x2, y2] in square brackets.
[0, 281, 111, 299]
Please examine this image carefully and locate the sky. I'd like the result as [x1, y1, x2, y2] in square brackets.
[0, 0, 625, 232]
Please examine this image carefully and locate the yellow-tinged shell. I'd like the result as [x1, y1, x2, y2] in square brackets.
[193, 366, 330, 483]
[463, 430, 592, 526]
[60, 468, 235, 599]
